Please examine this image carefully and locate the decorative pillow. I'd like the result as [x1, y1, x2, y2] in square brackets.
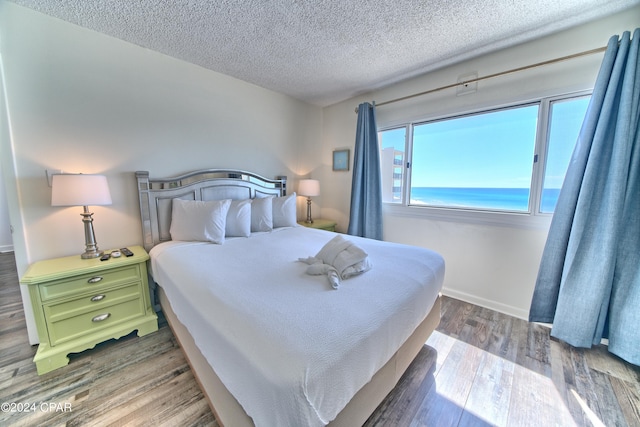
[170, 198, 231, 244]
[272, 192, 297, 228]
[251, 197, 273, 232]
[226, 199, 251, 237]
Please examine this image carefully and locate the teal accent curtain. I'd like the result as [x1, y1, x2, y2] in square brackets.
[529, 29, 640, 365]
[347, 102, 383, 240]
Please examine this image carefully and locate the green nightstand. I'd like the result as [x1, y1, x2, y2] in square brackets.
[298, 218, 337, 232]
[21, 246, 158, 375]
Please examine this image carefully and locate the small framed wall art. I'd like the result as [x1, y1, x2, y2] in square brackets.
[333, 149, 350, 171]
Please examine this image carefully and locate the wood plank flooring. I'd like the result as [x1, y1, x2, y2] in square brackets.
[1, 251, 638, 426]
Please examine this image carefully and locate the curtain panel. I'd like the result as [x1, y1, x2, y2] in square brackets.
[529, 29, 640, 365]
[347, 102, 383, 240]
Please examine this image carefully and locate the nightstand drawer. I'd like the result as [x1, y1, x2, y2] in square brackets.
[39, 265, 142, 301]
[47, 297, 145, 346]
[45, 283, 142, 323]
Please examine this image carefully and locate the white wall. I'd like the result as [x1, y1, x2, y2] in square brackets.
[0, 162, 12, 252]
[320, 8, 639, 319]
[0, 2, 323, 343]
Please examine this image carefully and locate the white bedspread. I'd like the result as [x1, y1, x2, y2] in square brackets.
[150, 227, 444, 427]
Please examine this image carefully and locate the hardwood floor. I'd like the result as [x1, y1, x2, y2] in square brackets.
[1, 251, 638, 426]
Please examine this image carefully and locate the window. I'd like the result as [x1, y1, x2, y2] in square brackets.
[541, 96, 590, 213]
[379, 94, 590, 219]
[411, 105, 538, 212]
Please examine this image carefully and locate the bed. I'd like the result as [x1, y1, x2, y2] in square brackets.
[135, 169, 444, 427]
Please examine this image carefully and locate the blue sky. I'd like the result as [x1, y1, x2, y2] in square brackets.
[381, 97, 589, 190]
[412, 106, 538, 188]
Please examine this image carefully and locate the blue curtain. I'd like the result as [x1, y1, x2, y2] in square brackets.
[347, 102, 383, 240]
[529, 29, 640, 365]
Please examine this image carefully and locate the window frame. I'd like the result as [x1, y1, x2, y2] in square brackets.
[379, 91, 591, 229]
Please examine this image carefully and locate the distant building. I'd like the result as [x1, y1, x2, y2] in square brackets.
[381, 147, 404, 202]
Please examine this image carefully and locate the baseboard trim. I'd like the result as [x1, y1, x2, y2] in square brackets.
[0, 245, 14, 253]
[442, 287, 529, 320]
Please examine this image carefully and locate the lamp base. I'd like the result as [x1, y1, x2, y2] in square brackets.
[80, 207, 103, 259]
[81, 249, 103, 259]
[305, 197, 314, 224]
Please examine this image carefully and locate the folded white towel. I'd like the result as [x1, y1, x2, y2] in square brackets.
[299, 235, 372, 289]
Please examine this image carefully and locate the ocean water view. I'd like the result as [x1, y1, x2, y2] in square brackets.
[409, 187, 561, 212]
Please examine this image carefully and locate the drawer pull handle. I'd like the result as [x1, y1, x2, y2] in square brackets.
[90, 294, 106, 302]
[88, 276, 103, 284]
[92, 313, 111, 323]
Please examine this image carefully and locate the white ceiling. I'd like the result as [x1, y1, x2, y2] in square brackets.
[8, 0, 640, 106]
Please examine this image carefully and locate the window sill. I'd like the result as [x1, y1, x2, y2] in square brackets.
[383, 204, 553, 230]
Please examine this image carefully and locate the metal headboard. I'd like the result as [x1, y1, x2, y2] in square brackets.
[136, 169, 287, 253]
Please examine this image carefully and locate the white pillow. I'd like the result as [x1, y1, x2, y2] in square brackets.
[251, 197, 273, 232]
[226, 199, 251, 237]
[272, 193, 297, 228]
[170, 198, 231, 244]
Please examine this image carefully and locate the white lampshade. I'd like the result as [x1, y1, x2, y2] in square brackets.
[298, 179, 320, 197]
[51, 174, 112, 259]
[51, 174, 112, 207]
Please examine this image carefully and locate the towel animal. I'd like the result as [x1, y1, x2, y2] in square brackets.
[298, 234, 372, 289]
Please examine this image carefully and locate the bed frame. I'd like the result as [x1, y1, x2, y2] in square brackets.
[136, 169, 288, 253]
[136, 169, 441, 426]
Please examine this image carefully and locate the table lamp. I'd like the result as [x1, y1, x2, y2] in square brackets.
[298, 179, 320, 224]
[51, 174, 112, 259]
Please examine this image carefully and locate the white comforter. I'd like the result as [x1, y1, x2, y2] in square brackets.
[150, 226, 444, 427]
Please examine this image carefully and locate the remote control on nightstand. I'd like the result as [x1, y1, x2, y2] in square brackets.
[120, 247, 134, 257]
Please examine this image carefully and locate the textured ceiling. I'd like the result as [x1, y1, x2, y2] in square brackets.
[8, 0, 640, 106]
